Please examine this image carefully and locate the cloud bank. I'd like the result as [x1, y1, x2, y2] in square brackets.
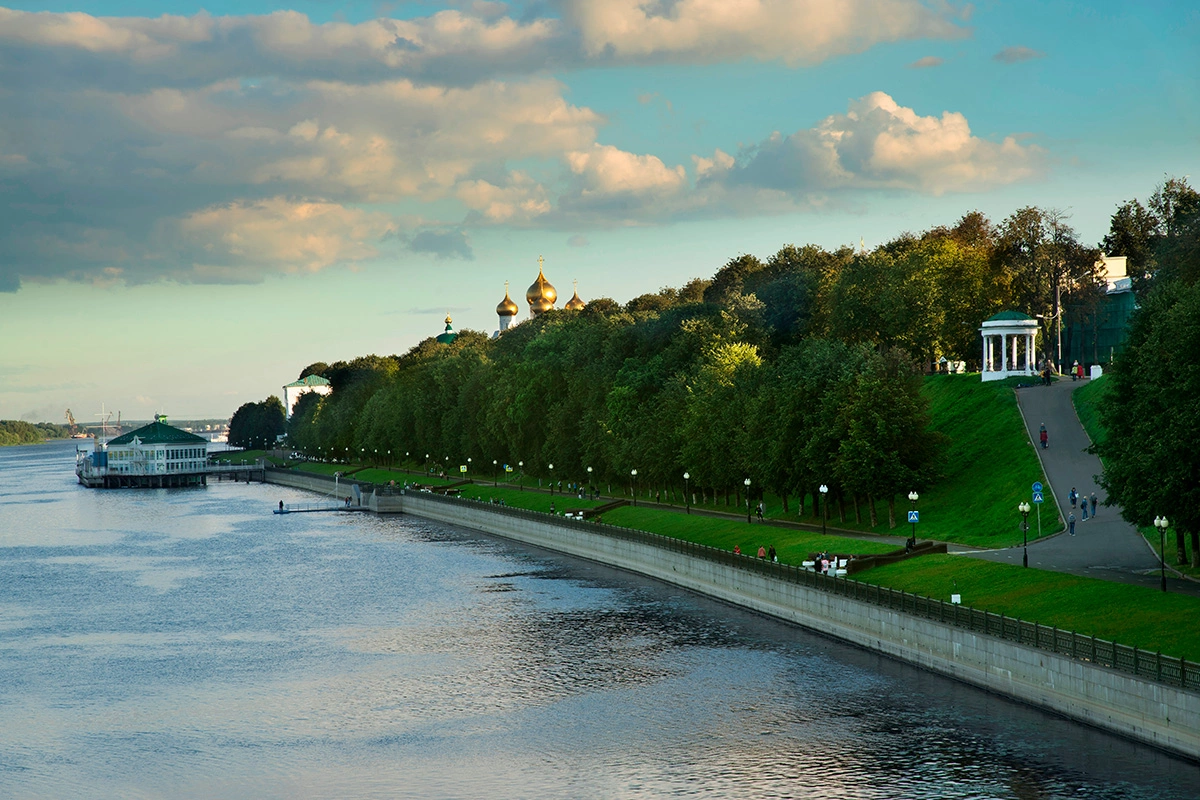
[0, 3, 1046, 291]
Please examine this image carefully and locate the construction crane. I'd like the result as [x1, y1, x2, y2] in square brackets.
[65, 409, 77, 436]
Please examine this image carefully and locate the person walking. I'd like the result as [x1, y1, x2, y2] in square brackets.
[757, 545, 767, 560]
[1069, 488, 1077, 509]
[1068, 512, 1076, 536]
[756, 501, 764, 522]
[1090, 492, 1098, 517]
[768, 544, 777, 562]
[1081, 498, 1089, 520]
[1039, 423, 1048, 449]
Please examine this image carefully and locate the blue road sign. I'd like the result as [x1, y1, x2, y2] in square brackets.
[1033, 492, 1044, 504]
[1032, 481, 1043, 493]
[908, 510, 919, 523]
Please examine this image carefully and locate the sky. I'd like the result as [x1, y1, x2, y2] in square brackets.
[1, 1, 1197, 423]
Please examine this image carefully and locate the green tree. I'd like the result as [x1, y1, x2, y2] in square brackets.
[832, 349, 945, 528]
[1098, 279, 1200, 565]
[995, 207, 1102, 370]
[228, 396, 286, 450]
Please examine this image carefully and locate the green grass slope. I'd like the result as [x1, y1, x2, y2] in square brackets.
[858, 555, 1200, 661]
[1072, 374, 1109, 448]
[916, 375, 1054, 546]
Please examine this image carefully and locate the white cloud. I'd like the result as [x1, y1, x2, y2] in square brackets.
[457, 173, 552, 223]
[0, 7, 562, 87]
[566, 144, 687, 196]
[0, 3, 966, 90]
[172, 197, 394, 281]
[562, 0, 967, 66]
[708, 92, 1045, 196]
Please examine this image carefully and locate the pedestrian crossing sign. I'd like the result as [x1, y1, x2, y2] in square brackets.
[907, 510, 919, 523]
[1033, 491, 1044, 504]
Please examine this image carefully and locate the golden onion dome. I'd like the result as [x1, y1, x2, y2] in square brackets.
[564, 280, 585, 310]
[496, 284, 519, 317]
[526, 258, 557, 311]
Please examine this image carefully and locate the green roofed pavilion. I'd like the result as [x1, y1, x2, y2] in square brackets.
[980, 310, 1040, 382]
[107, 420, 207, 446]
[984, 310, 1036, 323]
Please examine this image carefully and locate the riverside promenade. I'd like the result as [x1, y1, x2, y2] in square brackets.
[968, 378, 1200, 594]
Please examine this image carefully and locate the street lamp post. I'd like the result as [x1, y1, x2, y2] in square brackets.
[907, 491, 919, 550]
[744, 478, 752, 523]
[683, 472, 690, 515]
[819, 484, 828, 536]
[548, 463, 554, 494]
[518, 461, 524, 490]
[1019, 501, 1031, 568]
[587, 466, 593, 498]
[1154, 516, 1169, 592]
[631, 469, 638, 507]
[493, 459, 498, 486]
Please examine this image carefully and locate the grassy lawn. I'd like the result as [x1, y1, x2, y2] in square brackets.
[857, 555, 1200, 662]
[1072, 375, 1109, 448]
[456, 483, 609, 513]
[603, 506, 897, 565]
[354, 467, 462, 486]
[904, 375, 1054, 547]
[293, 462, 366, 476]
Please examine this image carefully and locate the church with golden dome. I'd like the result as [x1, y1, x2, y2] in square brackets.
[491, 255, 585, 338]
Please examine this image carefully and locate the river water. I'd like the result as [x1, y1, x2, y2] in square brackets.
[1, 440, 1196, 799]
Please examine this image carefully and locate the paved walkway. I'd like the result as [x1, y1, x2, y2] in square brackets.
[966, 378, 1200, 595]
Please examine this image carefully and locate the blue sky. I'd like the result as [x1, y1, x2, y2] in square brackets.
[1, 1, 1197, 422]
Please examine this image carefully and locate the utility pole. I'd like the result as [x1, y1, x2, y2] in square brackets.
[1055, 275, 1063, 374]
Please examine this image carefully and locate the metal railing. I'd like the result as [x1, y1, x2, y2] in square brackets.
[402, 487, 1200, 693]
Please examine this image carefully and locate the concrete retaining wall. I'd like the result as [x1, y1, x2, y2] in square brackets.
[395, 492, 1200, 761]
[259, 470, 1199, 760]
[266, 469, 356, 499]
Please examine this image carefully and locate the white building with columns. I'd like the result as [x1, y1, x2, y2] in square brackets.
[980, 311, 1040, 382]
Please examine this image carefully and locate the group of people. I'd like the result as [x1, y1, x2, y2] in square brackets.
[1066, 487, 1099, 535]
[1037, 361, 1088, 385]
[732, 543, 777, 562]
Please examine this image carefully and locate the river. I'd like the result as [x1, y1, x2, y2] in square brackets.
[1, 440, 1196, 799]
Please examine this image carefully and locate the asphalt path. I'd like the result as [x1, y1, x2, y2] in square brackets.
[965, 377, 1200, 596]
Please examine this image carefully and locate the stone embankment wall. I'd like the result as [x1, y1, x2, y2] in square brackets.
[263, 472, 1200, 761]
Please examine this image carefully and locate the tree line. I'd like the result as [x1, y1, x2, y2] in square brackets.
[271, 202, 1125, 528]
[242, 184, 1193, 536]
[0, 420, 70, 446]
